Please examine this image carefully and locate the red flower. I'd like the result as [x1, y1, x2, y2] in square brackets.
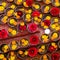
[17, 11, 23, 17]
[27, 23, 38, 33]
[50, 7, 59, 16]
[0, 29, 8, 39]
[51, 53, 60, 60]
[32, 10, 40, 17]
[44, 20, 51, 26]
[48, 46, 56, 52]
[30, 35, 39, 45]
[26, 0, 34, 6]
[19, 25, 26, 31]
[1, 29, 8, 38]
[28, 47, 38, 57]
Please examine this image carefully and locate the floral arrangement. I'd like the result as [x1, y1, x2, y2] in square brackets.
[0, 0, 60, 60]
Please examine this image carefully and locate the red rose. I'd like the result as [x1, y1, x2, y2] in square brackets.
[28, 47, 38, 57]
[19, 25, 26, 31]
[27, 23, 38, 33]
[32, 10, 40, 17]
[44, 20, 51, 26]
[26, 0, 34, 6]
[30, 35, 39, 45]
[51, 53, 60, 60]
[1, 29, 8, 38]
[50, 7, 59, 16]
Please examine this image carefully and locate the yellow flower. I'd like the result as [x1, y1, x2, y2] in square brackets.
[11, 45, 17, 50]
[10, 19, 15, 24]
[21, 39, 25, 42]
[34, 5, 40, 9]
[2, 2, 6, 7]
[43, 55, 47, 59]
[4, 45, 9, 49]
[24, 51, 28, 55]
[51, 32, 58, 40]
[54, 18, 59, 22]
[16, 0, 23, 5]
[41, 22, 44, 26]
[34, 17, 38, 21]
[21, 39, 28, 46]
[7, 9, 14, 16]
[18, 50, 23, 55]
[9, 56, 16, 60]
[44, 26, 48, 29]
[39, 48, 42, 52]
[37, 19, 41, 22]
[0, 5, 4, 12]
[45, 0, 51, 4]
[51, 24, 56, 29]
[10, 4, 16, 9]
[51, 42, 56, 46]
[45, 16, 51, 20]
[23, 2, 28, 7]
[41, 45, 45, 49]
[8, 28, 13, 32]
[11, 30, 17, 36]
[28, 9, 32, 13]
[26, 14, 31, 19]
[0, 54, 4, 59]
[11, 40, 16, 45]
[55, 2, 60, 7]
[52, 33, 58, 38]
[2, 16, 8, 23]
[55, 26, 60, 31]
[39, 14, 43, 18]
[44, 6, 50, 13]
[25, 19, 31, 22]
[3, 57, 7, 60]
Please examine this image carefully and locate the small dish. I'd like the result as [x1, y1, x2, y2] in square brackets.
[43, 0, 52, 4]
[8, 27, 17, 36]
[0, 44, 9, 53]
[10, 40, 18, 50]
[40, 54, 51, 60]
[20, 38, 29, 47]
[17, 49, 28, 59]
[41, 5, 50, 14]
[38, 44, 48, 54]
[8, 51, 17, 60]
[48, 42, 58, 53]
[8, 18, 17, 27]
[41, 34, 50, 43]
[51, 32, 59, 41]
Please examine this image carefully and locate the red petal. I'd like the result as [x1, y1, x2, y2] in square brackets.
[32, 10, 40, 17]
[17, 11, 23, 17]
[49, 46, 56, 52]
[1, 29, 8, 38]
[30, 35, 39, 45]
[19, 25, 26, 31]
[50, 7, 59, 16]
[51, 53, 60, 60]
[26, 0, 34, 6]
[28, 23, 38, 33]
[44, 20, 51, 26]
[28, 47, 38, 57]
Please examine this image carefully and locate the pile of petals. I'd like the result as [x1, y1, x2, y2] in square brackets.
[0, 29, 8, 39]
